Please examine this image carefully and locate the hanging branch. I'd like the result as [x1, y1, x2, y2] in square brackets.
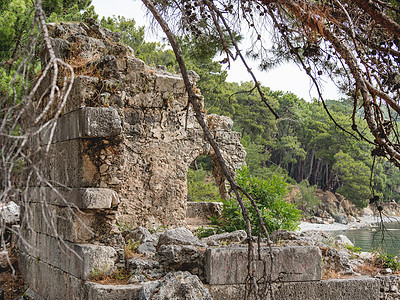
[141, 0, 275, 298]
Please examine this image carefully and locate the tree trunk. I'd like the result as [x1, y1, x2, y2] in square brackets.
[306, 150, 315, 182]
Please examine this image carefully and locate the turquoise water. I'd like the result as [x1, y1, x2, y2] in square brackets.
[333, 221, 400, 256]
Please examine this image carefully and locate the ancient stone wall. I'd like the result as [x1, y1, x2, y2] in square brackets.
[36, 21, 246, 228]
[17, 20, 246, 299]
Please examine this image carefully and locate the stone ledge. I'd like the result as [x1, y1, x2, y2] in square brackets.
[207, 277, 380, 300]
[28, 187, 119, 209]
[22, 202, 115, 243]
[85, 282, 142, 299]
[205, 246, 322, 285]
[40, 107, 122, 144]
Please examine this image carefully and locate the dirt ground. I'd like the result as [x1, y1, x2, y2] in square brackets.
[0, 246, 25, 300]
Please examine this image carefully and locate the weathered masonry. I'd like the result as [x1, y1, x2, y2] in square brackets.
[16, 21, 245, 298]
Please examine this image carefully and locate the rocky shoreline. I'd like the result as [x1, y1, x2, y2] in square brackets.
[298, 215, 400, 232]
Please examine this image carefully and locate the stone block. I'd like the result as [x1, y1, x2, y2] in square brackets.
[40, 139, 99, 187]
[23, 202, 115, 243]
[29, 187, 119, 209]
[126, 57, 146, 72]
[19, 251, 85, 300]
[207, 277, 380, 300]
[154, 74, 185, 94]
[18, 230, 117, 279]
[205, 246, 322, 285]
[40, 107, 122, 144]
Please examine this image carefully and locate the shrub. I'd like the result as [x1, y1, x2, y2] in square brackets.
[210, 167, 301, 236]
[374, 252, 400, 271]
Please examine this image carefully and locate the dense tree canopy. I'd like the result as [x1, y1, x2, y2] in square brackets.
[146, 0, 400, 172]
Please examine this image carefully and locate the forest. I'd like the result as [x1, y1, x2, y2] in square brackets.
[2, 0, 400, 214]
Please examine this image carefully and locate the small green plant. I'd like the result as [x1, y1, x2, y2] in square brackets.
[346, 244, 362, 253]
[90, 265, 110, 280]
[113, 268, 131, 281]
[194, 226, 218, 238]
[124, 239, 141, 258]
[116, 221, 135, 231]
[374, 252, 400, 271]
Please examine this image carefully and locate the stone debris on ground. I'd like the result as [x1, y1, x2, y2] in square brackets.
[0, 202, 19, 226]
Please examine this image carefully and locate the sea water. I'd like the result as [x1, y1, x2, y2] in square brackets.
[333, 221, 400, 256]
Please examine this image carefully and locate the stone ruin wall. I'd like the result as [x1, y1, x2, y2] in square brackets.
[16, 21, 246, 298]
[38, 21, 246, 228]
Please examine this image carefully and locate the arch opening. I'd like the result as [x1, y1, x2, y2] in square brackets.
[187, 155, 224, 203]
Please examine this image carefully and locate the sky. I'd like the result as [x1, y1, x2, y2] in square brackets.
[91, 0, 341, 101]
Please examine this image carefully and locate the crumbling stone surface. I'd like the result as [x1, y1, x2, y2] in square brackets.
[157, 227, 205, 248]
[146, 271, 213, 300]
[123, 226, 156, 244]
[201, 230, 247, 246]
[0, 201, 19, 225]
[156, 244, 204, 279]
[37, 20, 246, 228]
[376, 275, 400, 299]
[20, 19, 246, 299]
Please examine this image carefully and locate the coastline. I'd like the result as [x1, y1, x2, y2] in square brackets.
[297, 215, 400, 232]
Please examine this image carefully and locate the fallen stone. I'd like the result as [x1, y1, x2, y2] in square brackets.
[156, 244, 203, 276]
[127, 274, 148, 284]
[148, 271, 213, 300]
[334, 214, 349, 225]
[127, 257, 159, 272]
[201, 230, 247, 246]
[270, 230, 298, 242]
[127, 258, 163, 282]
[124, 227, 156, 244]
[335, 234, 354, 247]
[358, 251, 374, 261]
[137, 242, 156, 255]
[205, 246, 322, 284]
[320, 247, 354, 275]
[157, 227, 205, 248]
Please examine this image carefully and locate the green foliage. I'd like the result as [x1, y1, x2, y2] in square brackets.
[187, 168, 222, 202]
[346, 244, 362, 253]
[293, 180, 320, 215]
[210, 167, 301, 235]
[374, 252, 400, 271]
[333, 151, 370, 208]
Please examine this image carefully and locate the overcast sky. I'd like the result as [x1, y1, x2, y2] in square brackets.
[91, 0, 341, 101]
